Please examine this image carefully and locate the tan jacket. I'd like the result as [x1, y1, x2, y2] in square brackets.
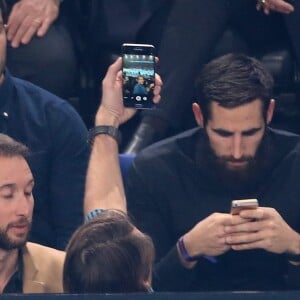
[22, 242, 65, 293]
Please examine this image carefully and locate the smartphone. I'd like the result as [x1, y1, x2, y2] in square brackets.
[122, 43, 155, 109]
[230, 199, 259, 215]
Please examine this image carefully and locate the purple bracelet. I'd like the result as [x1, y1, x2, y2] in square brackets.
[177, 236, 217, 264]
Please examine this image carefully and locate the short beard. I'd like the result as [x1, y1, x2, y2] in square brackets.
[0, 218, 31, 251]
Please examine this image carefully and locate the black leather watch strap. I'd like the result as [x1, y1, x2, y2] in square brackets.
[88, 126, 121, 144]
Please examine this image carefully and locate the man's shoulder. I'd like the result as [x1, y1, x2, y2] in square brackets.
[12, 76, 79, 115]
[11, 75, 87, 134]
[22, 243, 65, 292]
[269, 127, 300, 152]
[138, 127, 201, 160]
[13, 76, 63, 102]
[24, 242, 65, 261]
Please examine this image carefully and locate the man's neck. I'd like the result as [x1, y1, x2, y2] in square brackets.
[0, 249, 18, 293]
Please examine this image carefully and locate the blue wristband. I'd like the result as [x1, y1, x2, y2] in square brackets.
[84, 208, 105, 223]
[177, 236, 217, 263]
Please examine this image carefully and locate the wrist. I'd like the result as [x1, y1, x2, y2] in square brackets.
[88, 126, 121, 145]
[177, 235, 218, 268]
[286, 234, 300, 263]
[95, 106, 120, 127]
[176, 236, 197, 269]
[288, 233, 300, 255]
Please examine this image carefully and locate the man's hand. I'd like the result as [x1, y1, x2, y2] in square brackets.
[6, 0, 60, 48]
[225, 207, 300, 255]
[97, 57, 162, 127]
[183, 213, 234, 260]
[256, 0, 294, 15]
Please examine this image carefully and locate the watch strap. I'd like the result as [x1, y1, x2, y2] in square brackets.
[286, 253, 300, 262]
[88, 126, 121, 144]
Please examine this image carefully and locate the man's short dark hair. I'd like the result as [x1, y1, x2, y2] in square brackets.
[195, 53, 274, 124]
[63, 210, 155, 293]
[0, 133, 29, 158]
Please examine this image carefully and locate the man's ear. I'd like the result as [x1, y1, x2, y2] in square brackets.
[192, 103, 204, 128]
[266, 99, 275, 125]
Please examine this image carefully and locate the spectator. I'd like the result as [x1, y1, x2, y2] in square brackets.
[126, 54, 300, 291]
[0, 1, 89, 250]
[63, 210, 154, 293]
[0, 134, 64, 293]
[133, 76, 148, 96]
[125, 0, 300, 153]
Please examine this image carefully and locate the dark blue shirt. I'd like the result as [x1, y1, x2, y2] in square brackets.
[133, 83, 147, 95]
[0, 70, 89, 250]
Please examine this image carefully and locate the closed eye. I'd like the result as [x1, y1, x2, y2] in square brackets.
[212, 129, 233, 137]
[24, 191, 32, 197]
[212, 127, 262, 137]
[2, 194, 13, 199]
[242, 128, 262, 136]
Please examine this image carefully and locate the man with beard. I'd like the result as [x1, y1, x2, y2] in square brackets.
[0, 134, 64, 293]
[126, 53, 300, 291]
[0, 1, 88, 250]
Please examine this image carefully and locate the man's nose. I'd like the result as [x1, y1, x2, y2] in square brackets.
[16, 194, 31, 216]
[231, 135, 243, 159]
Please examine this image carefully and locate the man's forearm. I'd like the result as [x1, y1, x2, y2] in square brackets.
[83, 108, 127, 216]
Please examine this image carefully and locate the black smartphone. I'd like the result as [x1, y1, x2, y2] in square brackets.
[122, 43, 155, 109]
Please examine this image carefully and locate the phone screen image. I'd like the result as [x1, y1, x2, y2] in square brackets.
[122, 44, 155, 109]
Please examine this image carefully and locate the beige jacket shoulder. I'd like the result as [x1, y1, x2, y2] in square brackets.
[22, 242, 65, 293]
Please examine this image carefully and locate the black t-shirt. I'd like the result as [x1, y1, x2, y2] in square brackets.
[3, 250, 23, 293]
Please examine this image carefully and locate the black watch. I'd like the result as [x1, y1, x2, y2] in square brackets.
[88, 126, 121, 145]
[286, 253, 300, 262]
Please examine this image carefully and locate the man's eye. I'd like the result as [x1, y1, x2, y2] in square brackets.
[2, 194, 13, 199]
[25, 191, 32, 197]
[216, 131, 232, 137]
[243, 129, 260, 136]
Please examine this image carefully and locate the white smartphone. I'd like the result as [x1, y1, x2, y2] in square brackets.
[230, 199, 259, 215]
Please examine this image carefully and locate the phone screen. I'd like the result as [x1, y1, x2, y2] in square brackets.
[122, 44, 155, 109]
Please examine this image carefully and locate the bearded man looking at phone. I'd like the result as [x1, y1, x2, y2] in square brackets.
[126, 53, 300, 291]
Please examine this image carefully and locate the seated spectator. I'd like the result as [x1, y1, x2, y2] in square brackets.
[4, 0, 79, 99]
[125, 0, 300, 153]
[63, 210, 154, 293]
[126, 53, 300, 291]
[0, 134, 64, 293]
[0, 1, 89, 250]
